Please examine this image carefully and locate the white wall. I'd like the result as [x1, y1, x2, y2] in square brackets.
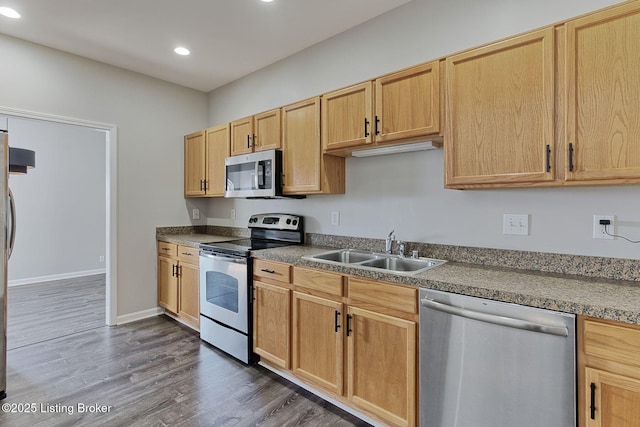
[207, 0, 640, 260]
[0, 34, 209, 317]
[7, 117, 106, 283]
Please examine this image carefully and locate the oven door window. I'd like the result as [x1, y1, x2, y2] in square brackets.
[205, 272, 239, 313]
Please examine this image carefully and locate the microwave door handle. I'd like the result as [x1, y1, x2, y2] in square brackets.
[255, 161, 265, 189]
[254, 162, 260, 190]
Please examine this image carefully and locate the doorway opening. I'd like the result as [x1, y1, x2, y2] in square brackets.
[0, 107, 117, 327]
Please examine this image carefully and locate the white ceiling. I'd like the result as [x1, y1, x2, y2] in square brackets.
[0, 0, 412, 92]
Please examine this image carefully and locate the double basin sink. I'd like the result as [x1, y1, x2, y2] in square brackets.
[302, 249, 446, 276]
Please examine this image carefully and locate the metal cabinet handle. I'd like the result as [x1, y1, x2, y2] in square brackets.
[261, 268, 276, 274]
[545, 144, 551, 173]
[171, 264, 176, 277]
[181, 252, 192, 256]
[420, 298, 569, 337]
[590, 382, 596, 420]
[247, 134, 251, 149]
[161, 247, 171, 251]
[374, 115, 380, 135]
[364, 118, 370, 138]
[346, 314, 353, 336]
[568, 143, 575, 172]
[334, 310, 341, 332]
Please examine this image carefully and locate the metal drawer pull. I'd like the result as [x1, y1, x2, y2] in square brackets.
[161, 247, 171, 251]
[181, 252, 192, 256]
[420, 298, 568, 337]
[261, 268, 276, 274]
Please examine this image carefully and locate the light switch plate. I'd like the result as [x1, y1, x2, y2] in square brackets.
[331, 211, 340, 226]
[503, 213, 529, 235]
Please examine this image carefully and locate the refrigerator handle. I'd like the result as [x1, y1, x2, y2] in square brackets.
[8, 187, 15, 259]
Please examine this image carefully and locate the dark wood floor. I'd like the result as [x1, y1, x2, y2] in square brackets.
[7, 274, 105, 350]
[2, 277, 369, 426]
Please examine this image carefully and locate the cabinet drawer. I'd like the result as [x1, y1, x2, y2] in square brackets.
[583, 318, 640, 370]
[178, 245, 199, 265]
[158, 241, 177, 257]
[347, 277, 417, 314]
[254, 259, 291, 283]
[293, 267, 343, 297]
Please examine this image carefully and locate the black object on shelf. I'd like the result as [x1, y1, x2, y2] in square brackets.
[9, 146, 36, 174]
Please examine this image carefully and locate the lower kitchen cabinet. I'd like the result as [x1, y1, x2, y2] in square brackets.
[157, 241, 199, 329]
[253, 280, 291, 369]
[347, 306, 416, 427]
[579, 316, 640, 426]
[292, 291, 344, 395]
[253, 261, 418, 427]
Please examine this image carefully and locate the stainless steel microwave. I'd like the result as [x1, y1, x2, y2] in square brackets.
[225, 149, 283, 198]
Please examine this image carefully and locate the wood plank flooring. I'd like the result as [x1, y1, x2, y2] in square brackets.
[1, 278, 369, 426]
[7, 274, 105, 350]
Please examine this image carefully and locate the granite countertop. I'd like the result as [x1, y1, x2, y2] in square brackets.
[157, 233, 234, 248]
[154, 227, 640, 325]
[252, 245, 640, 325]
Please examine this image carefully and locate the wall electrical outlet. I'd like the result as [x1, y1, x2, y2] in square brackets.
[99, 256, 105, 263]
[503, 213, 529, 235]
[231, 208, 236, 220]
[331, 211, 340, 226]
[593, 215, 615, 239]
[192, 208, 200, 220]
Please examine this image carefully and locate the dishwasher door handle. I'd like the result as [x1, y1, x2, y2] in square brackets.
[420, 298, 569, 337]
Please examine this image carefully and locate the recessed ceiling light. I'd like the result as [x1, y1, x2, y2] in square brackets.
[174, 47, 190, 56]
[0, 7, 21, 19]
[261, 0, 274, 3]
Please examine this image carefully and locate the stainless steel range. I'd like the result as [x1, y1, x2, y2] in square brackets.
[199, 213, 304, 363]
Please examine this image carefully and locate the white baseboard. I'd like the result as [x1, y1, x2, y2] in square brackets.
[8, 269, 107, 287]
[116, 307, 164, 325]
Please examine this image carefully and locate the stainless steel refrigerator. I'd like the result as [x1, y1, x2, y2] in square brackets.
[0, 116, 35, 400]
[0, 116, 8, 400]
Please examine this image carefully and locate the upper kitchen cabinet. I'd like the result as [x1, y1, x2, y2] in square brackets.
[565, 1, 640, 183]
[444, 27, 555, 188]
[230, 108, 282, 156]
[184, 124, 230, 198]
[322, 61, 441, 156]
[322, 82, 373, 152]
[204, 123, 231, 197]
[375, 61, 441, 144]
[282, 97, 345, 195]
[184, 130, 206, 197]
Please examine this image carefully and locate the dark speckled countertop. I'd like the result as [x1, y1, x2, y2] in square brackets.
[252, 245, 640, 325]
[155, 226, 640, 325]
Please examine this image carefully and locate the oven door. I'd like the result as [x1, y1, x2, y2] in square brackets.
[199, 252, 249, 334]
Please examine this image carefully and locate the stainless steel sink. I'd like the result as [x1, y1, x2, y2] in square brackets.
[310, 249, 377, 264]
[302, 249, 446, 275]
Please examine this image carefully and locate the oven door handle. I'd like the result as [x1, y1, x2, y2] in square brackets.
[200, 252, 247, 264]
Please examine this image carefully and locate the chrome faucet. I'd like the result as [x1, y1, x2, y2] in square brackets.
[385, 230, 395, 254]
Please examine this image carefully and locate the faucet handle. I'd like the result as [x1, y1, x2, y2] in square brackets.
[387, 229, 395, 239]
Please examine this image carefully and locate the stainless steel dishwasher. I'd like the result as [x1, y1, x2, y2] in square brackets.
[419, 289, 576, 427]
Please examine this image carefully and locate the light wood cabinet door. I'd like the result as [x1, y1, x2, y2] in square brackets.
[158, 256, 178, 313]
[204, 123, 230, 197]
[374, 61, 440, 144]
[292, 292, 344, 395]
[322, 82, 373, 152]
[346, 306, 416, 427]
[565, 2, 640, 182]
[585, 368, 640, 427]
[178, 262, 199, 328]
[282, 97, 321, 194]
[184, 130, 206, 197]
[230, 116, 254, 156]
[254, 108, 281, 152]
[253, 280, 291, 369]
[444, 28, 555, 187]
